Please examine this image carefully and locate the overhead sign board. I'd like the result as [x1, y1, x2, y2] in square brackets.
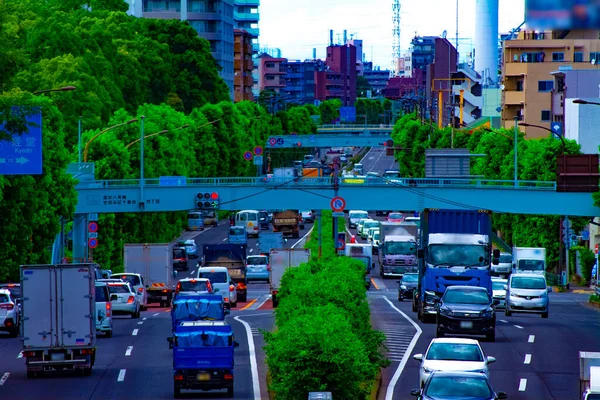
[0, 110, 43, 175]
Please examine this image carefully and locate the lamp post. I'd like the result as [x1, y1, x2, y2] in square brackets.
[140, 116, 145, 206]
[83, 118, 139, 162]
[78, 117, 82, 163]
[518, 122, 566, 153]
[32, 86, 76, 95]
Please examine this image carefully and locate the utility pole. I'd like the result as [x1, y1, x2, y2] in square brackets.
[332, 159, 340, 243]
[565, 215, 570, 287]
[317, 210, 323, 259]
[513, 117, 519, 187]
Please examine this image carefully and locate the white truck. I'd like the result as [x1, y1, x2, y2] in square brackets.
[20, 263, 97, 378]
[124, 243, 174, 307]
[269, 248, 311, 308]
[378, 222, 419, 278]
[344, 243, 374, 289]
[580, 352, 600, 399]
[512, 247, 546, 275]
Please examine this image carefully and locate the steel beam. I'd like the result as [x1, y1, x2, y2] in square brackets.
[266, 133, 392, 148]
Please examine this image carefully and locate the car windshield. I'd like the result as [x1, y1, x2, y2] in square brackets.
[385, 242, 415, 255]
[247, 256, 268, 265]
[0, 294, 9, 303]
[518, 260, 545, 271]
[108, 284, 131, 294]
[112, 275, 141, 287]
[388, 213, 402, 219]
[188, 213, 202, 220]
[350, 212, 369, 220]
[173, 249, 186, 259]
[364, 221, 379, 230]
[259, 212, 268, 220]
[492, 282, 507, 291]
[427, 244, 488, 267]
[0, 286, 20, 298]
[426, 343, 484, 361]
[402, 274, 418, 283]
[511, 276, 546, 290]
[499, 254, 512, 263]
[198, 271, 227, 283]
[444, 289, 490, 305]
[247, 213, 258, 221]
[95, 286, 108, 302]
[425, 376, 492, 397]
[373, 233, 380, 240]
[179, 280, 209, 292]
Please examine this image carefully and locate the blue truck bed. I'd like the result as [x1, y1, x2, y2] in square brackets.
[171, 294, 225, 330]
[423, 209, 492, 235]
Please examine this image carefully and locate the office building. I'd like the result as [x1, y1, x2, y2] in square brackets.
[501, 29, 600, 137]
[425, 38, 458, 127]
[234, 29, 254, 102]
[233, 0, 260, 97]
[363, 68, 390, 96]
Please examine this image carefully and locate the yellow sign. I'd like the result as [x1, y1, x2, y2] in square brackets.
[343, 179, 365, 184]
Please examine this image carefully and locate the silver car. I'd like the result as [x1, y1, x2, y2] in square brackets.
[0, 288, 19, 337]
[492, 252, 512, 276]
[413, 337, 496, 388]
[492, 278, 508, 309]
[348, 211, 369, 229]
[505, 273, 550, 318]
[107, 282, 140, 318]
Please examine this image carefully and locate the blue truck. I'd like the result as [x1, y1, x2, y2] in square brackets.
[414, 209, 499, 323]
[168, 294, 238, 398]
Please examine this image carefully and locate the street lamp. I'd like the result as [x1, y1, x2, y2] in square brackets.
[32, 86, 77, 95]
[83, 118, 138, 162]
[573, 99, 600, 106]
[125, 124, 191, 149]
[518, 122, 566, 154]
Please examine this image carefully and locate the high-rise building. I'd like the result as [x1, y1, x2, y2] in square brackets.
[126, 0, 235, 99]
[234, 29, 254, 102]
[233, 0, 260, 97]
[315, 44, 357, 106]
[501, 29, 600, 137]
[347, 39, 364, 76]
[363, 68, 391, 96]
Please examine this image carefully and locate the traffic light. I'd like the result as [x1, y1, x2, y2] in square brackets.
[195, 192, 219, 210]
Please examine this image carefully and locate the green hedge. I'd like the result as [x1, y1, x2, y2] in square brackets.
[304, 211, 346, 260]
[264, 211, 389, 399]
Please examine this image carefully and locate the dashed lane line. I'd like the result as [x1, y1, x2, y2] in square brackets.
[222, 238, 227, 242]
[514, 325, 524, 329]
[117, 369, 126, 382]
[524, 354, 532, 364]
[0, 373, 9, 386]
[249, 248, 253, 253]
[152, 313, 159, 317]
[125, 346, 133, 356]
[137, 321, 143, 325]
[528, 335, 535, 343]
[499, 320, 508, 323]
[142, 317, 147, 321]
[132, 329, 139, 336]
[518, 378, 527, 391]
[17, 352, 23, 358]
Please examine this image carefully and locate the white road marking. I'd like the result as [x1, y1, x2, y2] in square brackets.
[142, 317, 147, 321]
[383, 297, 422, 400]
[518, 378, 527, 391]
[528, 335, 535, 343]
[222, 238, 227, 242]
[514, 324, 524, 329]
[524, 354, 532, 364]
[137, 321, 143, 325]
[255, 243, 259, 247]
[252, 294, 271, 310]
[368, 156, 375, 160]
[17, 352, 23, 359]
[125, 346, 133, 356]
[132, 329, 138, 336]
[153, 313, 159, 316]
[499, 320, 508, 323]
[117, 369, 126, 382]
[0, 373, 9, 386]
[290, 226, 315, 249]
[249, 248, 253, 253]
[234, 316, 262, 400]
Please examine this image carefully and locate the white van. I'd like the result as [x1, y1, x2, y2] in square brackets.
[197, 267, 238, 309]
[94, 282, 113, 338]
[236, 210, 260, 238]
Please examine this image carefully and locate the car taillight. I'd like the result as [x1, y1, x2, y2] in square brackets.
[229, 285, 235, 292]
[127, 296, 135, 304]
[23, 351, 35, 358]
[237, 283, 246, 290]
[174, 374, 184, 381]
[267, 264, 271, 271]
[224, 373, 233, 380]
[0, 304, 14, 310]
[106, 302, 111, 317]
[137, 287, 144, 294]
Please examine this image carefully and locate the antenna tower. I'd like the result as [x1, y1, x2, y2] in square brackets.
[392, 0, 401, 72]
[455, 0, 459, 50]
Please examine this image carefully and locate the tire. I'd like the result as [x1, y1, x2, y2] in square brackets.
[486, 331, 496, 342]
[26, 370, 35, 379]
[174, 385, 182, 398]
[397, 294, 403, 302]
[83, 367, 92, 376]
[227, 386, 234, 397]
[9, 328, 18, 338]
[505, 308, 512, 317]
[412, 301, 417, 313]
[230, 300, 237, 308]
[106, 330, 112, 338]
[541, 312, 548, 318]
[436, 326, 444, 338]
[239, 293, 247, 303]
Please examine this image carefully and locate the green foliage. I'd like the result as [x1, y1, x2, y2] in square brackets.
[355, 98, 386, 125]
[391, 113, 588, 271]
[356, 76, 372, 98]
[590, 294, 600, 304]
[572, 245, 596, 283]
[304, 211, 346, 260]
[319, 99, 342, 125]
[264, 252, 389, 399]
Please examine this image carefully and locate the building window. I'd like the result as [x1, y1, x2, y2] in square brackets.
[552, 52, 564, 62]
[265, 62, 274, 68]
[541, 110, 551, 121]
[574, 52, 583, 62]
[516, 81, 524, 91]
[538, 80, 554, 92]
[266, 75, 275, 80]
[590, 52, 600, 63]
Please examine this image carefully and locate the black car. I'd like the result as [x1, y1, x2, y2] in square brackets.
[411, 370, 507, 400]
[397, 273, 418, 301]
[436, 286, 497, 342]
[258, 211, 270, 230]
[172, 247, 189, 271]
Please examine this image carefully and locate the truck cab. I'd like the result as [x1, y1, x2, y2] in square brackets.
[379, 234, 417, 278]
[512, 247, 546, 275]
[344, 243, 375, 289]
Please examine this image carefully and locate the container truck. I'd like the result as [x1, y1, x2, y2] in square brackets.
[580, 352, 600, 399]
[415, 209, 499, 323]
[124, 243, 174, 307]
[269, 248, 311, 308]
[272, 210, 300, 238]
[378, 222, 419, 278]
[344, 243, 375, 289]
[202, 244, 248, 303]
[20, 263, 97, 377]
[273, 167, 299, 178]
[512, 247, 546, 275]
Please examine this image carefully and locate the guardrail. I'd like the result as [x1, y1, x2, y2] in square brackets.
[318, 124, 394, 130]
[75, 177, 557, 191]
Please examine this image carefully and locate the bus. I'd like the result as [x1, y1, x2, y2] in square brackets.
[187, 211, 205, 231]
[235, 210, 260, 238]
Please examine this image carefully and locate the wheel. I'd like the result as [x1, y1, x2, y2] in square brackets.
[412, 301, 417, 313]
[106, 330, 112, 338]
[227, 386, 234, 397]
[174, 385, 182, 398]
[436, 327, 444, 338]
[26, 370, 35, 379]
[230, 300, 237, 308]
[272, 294, 279, 308]
[417, 306, 423, 322]
[83, 367, 92, 376]
[505, 308, 512, 317]
[486, 331, 496, 342]
[541, 312, 548, 318]
[397, 294, 403, 302]
[9, 328, 18, 338]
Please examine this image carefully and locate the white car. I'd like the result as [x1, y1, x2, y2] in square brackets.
[174, 278, 213, 297]
[107, 282, 140, 318]
[110, 273, 148, 310]
[0, 288, 19, 337]
[491, 278, 508, 309]
[412, 338, 496, 388]
[197, 266, 237, 309]
[94, 282, 113, 338]
[348, 210, 369, 229]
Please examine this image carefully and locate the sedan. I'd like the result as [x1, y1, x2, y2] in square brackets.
[107, 282, 140, 318]
[386, 212, 403, 223]
[300, 210, 315, 223]
[436, 286, 497, 342]
[412, 337, 496, 388]
[411, 371, 507, 400]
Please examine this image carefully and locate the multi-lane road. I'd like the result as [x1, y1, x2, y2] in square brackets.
[0, 147, 598, 399]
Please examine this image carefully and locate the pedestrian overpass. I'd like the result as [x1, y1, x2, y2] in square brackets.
[316, 124, 393, 134]
[61, 172, 599, 263]
[266, 125, 394, 148]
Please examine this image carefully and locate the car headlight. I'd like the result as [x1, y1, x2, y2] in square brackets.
[510, 292, 518, 298]
[400, 285, 407, 290]
[439, 307, 452, 316]
[482, 310, 494, 318]
[423, 367, 434, 373]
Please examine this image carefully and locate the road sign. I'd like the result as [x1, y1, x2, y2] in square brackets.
[339, 106, 356, 123]
[243, 151, 253, 161]
[310, 135, 315, 142]
[254, 146, 263, 156]
[336, 238, 346, 251]
[595, 244, 598, 255]
[269, 137, 277, 146]
[88, 232, 98, 239]
[562, 234, 570, 245]
[551, 122, 562, 136]
[332, 211, 345, 217]
[253, 155, 263, 166]
[88, 238, 98, 249]
[0, 110, 43, 175]
[330, 196, 346, 212]
[414, 211, 419, 217]
[276, 138, 284, 145]
[88, 222, 98, 233]
[159, 176, 186, 186]
[582, 230, 590, 241]
[562, 219, 572, 229]
[88, 213, 98, 222]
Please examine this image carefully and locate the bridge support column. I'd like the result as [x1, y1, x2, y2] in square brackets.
[73, 213, 88, 262]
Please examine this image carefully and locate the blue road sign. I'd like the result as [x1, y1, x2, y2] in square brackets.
[88, 238, 98, 249]
[253, 155, 263, 166]
[0, 110, 43, 175]
[243, 151, 253, 161]
[414, 211, 419, 217]
[88, 222, 98, 233]
[310, 135, 315, 142]
[254, 146, 263, 156]
[551, 122, 562, 136]
[582, 230, 590, 241]
[159, 176, 186, 186]
[340, 106, 356, 123]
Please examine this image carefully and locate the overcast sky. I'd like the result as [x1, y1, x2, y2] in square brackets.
[258, 0, 526, 69]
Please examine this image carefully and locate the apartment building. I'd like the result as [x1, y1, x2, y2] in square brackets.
[501, 29, 600, 138]
[258, 53, 286, 93]
[314, 44, 357, 106]
[234, 29, 254, 102]
[232, 0, 260, 96]
[283, 60, 317, 104]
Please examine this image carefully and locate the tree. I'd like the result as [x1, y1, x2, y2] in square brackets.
[318, 99, 342, 125]
[356, 75, 372, 98]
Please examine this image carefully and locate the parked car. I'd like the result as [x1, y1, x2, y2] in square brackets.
[505, 273, 550, 318]
[491, 278, 508, 309]
[410, 371, 507, 400]
[0, 288, 19, 337]
[436, 286, 497, 342]
[412, 337, 496, 388]
[397, 273, 419, 301]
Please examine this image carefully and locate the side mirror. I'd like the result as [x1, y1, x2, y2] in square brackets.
[413, 354, 423, 361]
[497, 391, 508, 399]
[492, 249, 500, 258]
[110, 294, 118, 301]
[167, 337, 173, 349]
[486, 356, 496, 364]
[492, 257, 499, 265]
[410, 388, 421, 397]
[234, 341, 240, 348]
[547, 287, 552, 293]
[172, 270, 178, 278]
[417, 249, 424, 258]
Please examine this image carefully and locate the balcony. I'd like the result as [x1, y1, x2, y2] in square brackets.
[234, 11, 259, 22]
[503, 90, 525, 105]
[234, 0, 260, 6]
[142, 11, 180, 19]
[243, 27, 259, 37]
[504, 63, 528, 77]
[234, 75, 254, 86]
[199, 32, 222, 41]
[187, 12, 222, 21]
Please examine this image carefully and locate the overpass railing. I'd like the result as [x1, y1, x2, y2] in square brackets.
[318, 124, 394, 130]
[76, 177, 557, 191]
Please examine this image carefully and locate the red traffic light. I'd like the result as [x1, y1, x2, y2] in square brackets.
[211, 192, 219, 200]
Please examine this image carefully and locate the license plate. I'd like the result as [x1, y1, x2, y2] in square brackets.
[460, 321, 473, 329]
[523, 303, 534, 309]
[51, 353, 65, 361]
[197, 373, 210, 381]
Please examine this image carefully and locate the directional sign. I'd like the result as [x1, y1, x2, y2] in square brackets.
[88, 238, 98, 249]
[330, 196, 346, 212]
[332, 211, 345, 217]
[88, 232, 98, 239]
[582, 230, 590, 241]
[254, 146, 263, 156]
[0, 110, 43, 175]
[159, 176, 186, 186]
[88, 222, 98, 233]
[551, 122, 562, 136]
[253, 155, 263, 166]
[243, 151, 253, 161]
[88, 213, 99, 222]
